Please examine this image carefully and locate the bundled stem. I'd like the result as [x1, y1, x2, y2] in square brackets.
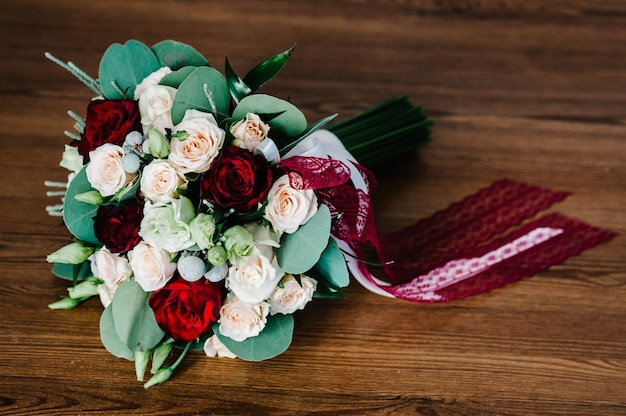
[328, 96, 433, 169]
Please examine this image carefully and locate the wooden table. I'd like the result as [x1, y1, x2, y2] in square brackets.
[1, 1, 624, 414]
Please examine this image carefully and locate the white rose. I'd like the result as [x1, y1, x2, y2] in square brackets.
[203, 335, 236, 358]
[269, 274, 317, 315]
[134, 67, 173, 100]
[90, 246, 132, 287]
[244, 222, 281, 248]
[138, 84, 176, 134]
[227, 246, 284, 304]
[90, 246, 132, 308]
[169, 110, 225, 174]
[264, 174, 318, 234]
[86, 143, 135, 197]
[230, 112, 270, 152]
[140, 159, 187, 203]
[218, 296, 269, 342]
[128, 241, 177, 292]
[97, 283, 116, 308]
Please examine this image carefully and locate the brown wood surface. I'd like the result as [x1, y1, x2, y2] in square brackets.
[1, 1, 625, 414]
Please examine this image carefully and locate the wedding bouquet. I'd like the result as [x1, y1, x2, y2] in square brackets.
[45, 40, 432, 387]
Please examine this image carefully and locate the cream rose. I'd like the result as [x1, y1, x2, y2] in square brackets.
[218, 296, 269, 342]
[269, 274, 317, 315]
[91, 247, 132, 287]
[203, 335, 236, 358]
[140, 159, 187, 203]
[138, 84, 176, 134]
[90, 246, 132, 307]
[86, 143, 135, 197]
[230, 112, 270, 152]
[134, 67, 173, 100]
[264, 174, 318, 234]
[168, 110, 225, 174]
[127, 241, 177, 292]
[227, 246, 284, 304]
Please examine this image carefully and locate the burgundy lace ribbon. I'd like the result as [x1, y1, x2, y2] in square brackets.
[366, 179, 618, 302]
[279, 154, 617, 302]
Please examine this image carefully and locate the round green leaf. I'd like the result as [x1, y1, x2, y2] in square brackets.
[152, 40, 209, 70]
[63, 166, 100, 245]
[171, 66, 230, 125]
[314, 238, 350, 288]
[276, 205, 331, 274]
[51, 261, 92, 282]
[100, 305, 135, 360]
[98, 40, 161, 100]
[159, 66, 197, 88]
[213, 314, 294, 361]
[231, 94, 307, 142]
[111, 281, 165, 352]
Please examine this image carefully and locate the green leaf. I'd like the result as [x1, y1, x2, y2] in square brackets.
[98, 40, 161, 99]
[276, 205, 331, 274]
[158, 66, 197, 88]
[100, 304, 135, 360]
[63, 166, 100, 245]
[170, 66, 231, 125]
[111, 281, 166, 352]
[314, 238, 350, 288]
[279, 113, 338, 155]
[231, 94, 307, 143]
[213, 314, 294, 361]
[242, 45, 295, 92]
[225, 56, 251, 104]
[151, 40, 209, 70]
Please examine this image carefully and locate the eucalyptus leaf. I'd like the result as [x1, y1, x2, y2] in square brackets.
[159, 66, 197, 88]
[314, 238, 350, 288]
[242, 45, 295, 92]
[63, 166, 100, 245]
[100, 304, 135, 360]
[51, 261, 92, 282]
[98, 40, 160, 100]
[111, 281, 165, 352]
[276, 204, 331, 274]
[152, 40, 209, 70]
[171, 66, 230, 124]
[213, 314, 294, 361]
[232, 94, 307, 143]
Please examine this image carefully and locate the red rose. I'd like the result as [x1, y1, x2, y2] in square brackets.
[149, 276, 222, 342]
[76, 100, 141, 161]
[93, 200, 143, 254]
[201, 146, 272, 211]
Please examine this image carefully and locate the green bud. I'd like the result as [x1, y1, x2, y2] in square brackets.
[46, 242, 94, 265]
[48, 296, 83, 310]
[172, 130, 188, 141]
[67, 278, 101, 299]
[207, 245, 227, 266]
[189, 213, 216, 250]
[148, 128, 170, 158]
[135, 350, 151, 381]
[144, 367, 173, 389]
[176, 195, 197, 225]
[74, 190, 104, 205]
[223, 225, 256, 264]
[151, 343, 173, 374]
[59, 144, 84, 173]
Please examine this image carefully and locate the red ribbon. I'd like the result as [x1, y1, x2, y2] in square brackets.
[280, 156, 617, 302]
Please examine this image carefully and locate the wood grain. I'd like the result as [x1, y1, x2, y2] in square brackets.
[1, 1, 625, 414]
